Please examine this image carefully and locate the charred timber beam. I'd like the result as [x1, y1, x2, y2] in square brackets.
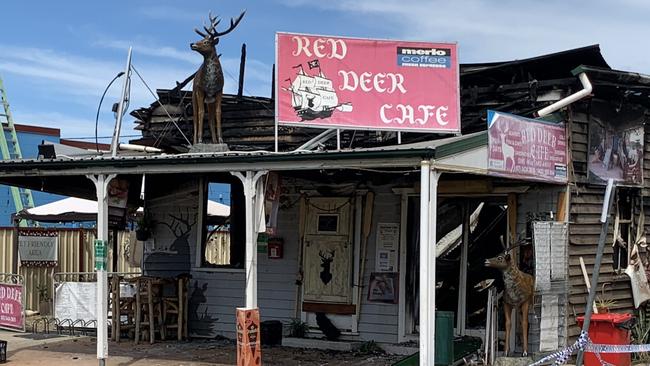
[170, 73, 197, 97]
[238, 43, 246, 99]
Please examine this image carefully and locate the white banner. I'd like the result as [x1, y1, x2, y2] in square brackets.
[55, 282, 97, 323]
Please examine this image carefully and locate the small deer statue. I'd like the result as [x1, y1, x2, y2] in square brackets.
[191, 11, 245, 145]
[484, 238, 535, 357]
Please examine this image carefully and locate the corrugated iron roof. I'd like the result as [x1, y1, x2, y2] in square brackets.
[0, 132, 487, 171]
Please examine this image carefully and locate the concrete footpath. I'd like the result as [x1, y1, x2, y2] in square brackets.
[0, 329, 399, 365]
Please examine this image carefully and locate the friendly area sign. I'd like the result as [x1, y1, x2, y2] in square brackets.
[276, 32, 460, 133]
[0, 283, 24, 331]
[18, 234, 58, 266]
[487, 110, 568, 183]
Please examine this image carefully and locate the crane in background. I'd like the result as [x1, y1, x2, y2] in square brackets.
[0, 75, 35, 226]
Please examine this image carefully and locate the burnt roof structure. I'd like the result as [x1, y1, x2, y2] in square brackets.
[130, 45, 611, 153]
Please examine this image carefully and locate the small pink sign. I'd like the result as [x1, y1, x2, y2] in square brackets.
[0, 283, 24, 331]
[276, 32, 460, 133]
[487, 110, 567, 183]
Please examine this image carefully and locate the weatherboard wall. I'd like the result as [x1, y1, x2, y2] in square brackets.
[566, 103, 642, 340]
[142, 176, 402, 343]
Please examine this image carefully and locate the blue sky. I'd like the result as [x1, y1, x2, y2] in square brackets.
[1, 0, 648, 142]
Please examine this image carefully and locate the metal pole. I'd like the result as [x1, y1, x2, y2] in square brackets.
[88, 174, 115, 366]
[232, 171, 266, 309]
[336, 129, 341, 151]
[457, 201, 469, 335]
[420, 162, 440, 366]
[12, 218, 19, 274]
[427, 169, 440, 366]
[419, 161, 431, 366]
[110, 47, 132, 157]
[576, 179, 616, 366]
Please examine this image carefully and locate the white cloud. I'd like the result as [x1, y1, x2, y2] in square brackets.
[101, 39, 199, 64]
[95, 38, 273, 95]
[280, 0, 650, 73]
[0, 40, 273, 139]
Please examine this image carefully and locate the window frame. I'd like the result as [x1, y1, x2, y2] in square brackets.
[194, 176, 245, 272]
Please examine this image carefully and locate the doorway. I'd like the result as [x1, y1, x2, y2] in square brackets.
[301, 197, 355, 330]
[400, 195, 510, 340]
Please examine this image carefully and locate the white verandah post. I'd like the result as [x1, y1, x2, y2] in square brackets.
[232, 171, 267, 308]
[88, 173, 116, 366]
[419, 161, 440, 366]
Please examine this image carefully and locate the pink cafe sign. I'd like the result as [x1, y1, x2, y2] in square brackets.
[276, 32, 460, 133]
[0, 283, 24, 331]
[487, 110, 567, 183]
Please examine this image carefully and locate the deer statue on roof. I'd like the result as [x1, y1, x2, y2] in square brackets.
[191, 11, 246, 145]
[484, 236, 535, 357]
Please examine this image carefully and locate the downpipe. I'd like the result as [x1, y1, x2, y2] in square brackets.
[535, 72, 592, 118]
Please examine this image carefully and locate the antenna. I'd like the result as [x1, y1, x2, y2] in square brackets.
[110, 47, 133, 157]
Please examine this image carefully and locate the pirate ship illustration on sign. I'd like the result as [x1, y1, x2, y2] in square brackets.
[285, 60, 352, 121]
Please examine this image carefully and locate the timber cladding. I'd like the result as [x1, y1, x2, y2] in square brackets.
[566, 103, 647, 339]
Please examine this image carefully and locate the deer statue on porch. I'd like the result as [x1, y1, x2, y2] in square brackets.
[191, 11, 246, 145]
[484, 237, 535, 357]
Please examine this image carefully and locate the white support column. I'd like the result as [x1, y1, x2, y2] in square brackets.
[419, 161, 440, 366]
[88, 173, 116, 366]
[457, 201, 469, 335]
[232, 171, 267, 309]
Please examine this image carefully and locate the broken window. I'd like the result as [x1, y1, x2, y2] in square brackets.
[199, 177, 245, 269]
[613, 190, 634, 274]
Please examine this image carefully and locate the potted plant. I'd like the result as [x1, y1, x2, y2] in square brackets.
[135, 214, 152, 241]
[37, 285, 51, 316]
[595, 297, 617, 313]
[596, 282, 616, 313]
[287, 318, 309, 338]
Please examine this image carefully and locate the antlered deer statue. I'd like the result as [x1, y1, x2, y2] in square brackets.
[485, 241, 535, 357]
[191, 11, 245, 144]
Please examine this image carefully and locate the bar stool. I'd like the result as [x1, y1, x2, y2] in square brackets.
[162, 274, 190, 340]
[134, 277, 164, 344]
[110, 275, 136, 342]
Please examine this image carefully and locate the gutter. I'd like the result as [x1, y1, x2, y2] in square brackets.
[0, 147, 437, 173]
[535, 71, 593, 118]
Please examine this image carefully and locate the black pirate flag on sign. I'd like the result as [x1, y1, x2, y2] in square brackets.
[308, 59, 320, 69]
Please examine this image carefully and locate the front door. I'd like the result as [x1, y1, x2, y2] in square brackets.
[303, 197, 353, 304]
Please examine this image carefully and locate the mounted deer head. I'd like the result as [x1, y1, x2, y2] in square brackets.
[190, 11, 245, 145]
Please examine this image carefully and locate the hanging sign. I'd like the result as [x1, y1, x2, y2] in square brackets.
[276, 32, 460, 133]
[94, 240, 107, 271]
[588, 116, 644, 186]
[18, 232, 58, 266]
[487, 110, 568, 183]
[108, 178, 130, 228]
[0, 283, 24, 331]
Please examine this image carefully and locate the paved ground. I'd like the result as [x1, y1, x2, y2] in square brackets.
[0, 330, 403, 365]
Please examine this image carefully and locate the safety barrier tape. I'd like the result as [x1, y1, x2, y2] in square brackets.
[528, 331, 650, 366]
[586, 342, 650, 353]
